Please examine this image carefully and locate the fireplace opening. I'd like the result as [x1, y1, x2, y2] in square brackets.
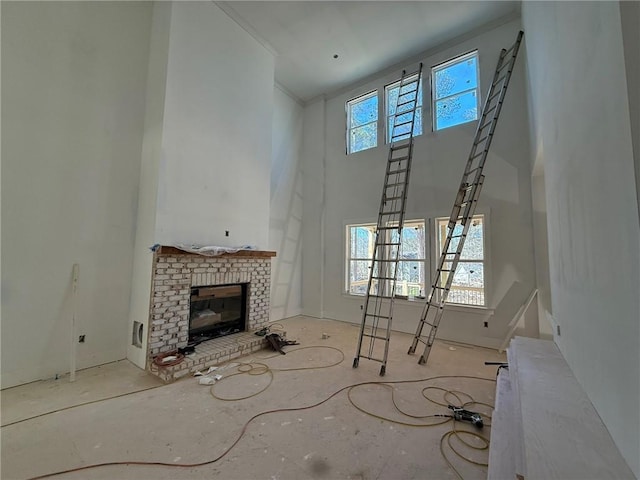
[189, 283, 247, 344]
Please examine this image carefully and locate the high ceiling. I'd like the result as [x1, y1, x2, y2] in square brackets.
[218, 1, 520, 102]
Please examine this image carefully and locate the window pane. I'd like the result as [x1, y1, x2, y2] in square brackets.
[462, 218, 483, 260]
[395, 261, 425, 296]
[448, 286, 485, 306]
[350, 123, 377, 153]
[435, 90, 478, 130]
[392, 223, 426, 259]
[434, 55, 478, 100]
[452, 262, 484, 288]
[349, 260, 371, 295]
[350, 95, 378, 128]
[350, 226, 375, 259]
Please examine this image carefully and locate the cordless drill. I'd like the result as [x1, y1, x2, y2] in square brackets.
[448, 405, 484, 428]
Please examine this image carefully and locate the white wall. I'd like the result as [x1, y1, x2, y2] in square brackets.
[125, 2, 275, 368]
[269, 86, 304, 320]
[1, 2, 152, 387]
[154, 2, 274, 249]
[126, 2, 172, 368]
[302, 19, 536, 348]
[522, 1, 640, 475]
[301, 99, 326, 318]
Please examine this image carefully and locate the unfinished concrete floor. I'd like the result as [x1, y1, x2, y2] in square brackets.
[1, 316, 506, 480]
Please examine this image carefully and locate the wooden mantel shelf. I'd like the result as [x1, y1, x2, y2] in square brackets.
[155, 245, 276, 258]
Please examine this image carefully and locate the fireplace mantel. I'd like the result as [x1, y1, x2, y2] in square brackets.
[155, 245, 276, 258]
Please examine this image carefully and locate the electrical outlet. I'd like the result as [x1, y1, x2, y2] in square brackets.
[360, 305, 363, 310]
[483, 321, 488, 328]
[78, 335, 86, 343]
[225, 230, 229, 237]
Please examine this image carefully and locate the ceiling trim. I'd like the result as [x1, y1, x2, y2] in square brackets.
[214, 1, 279, 57]
[275, 81, 304, 106]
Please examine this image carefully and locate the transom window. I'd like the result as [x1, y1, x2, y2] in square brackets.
[346, 220, 426, 297]
[436, 214, 485, 306]
[432, 51, 479, 131]
[346, 91, 378, 154]
[385, 75, 423, 143]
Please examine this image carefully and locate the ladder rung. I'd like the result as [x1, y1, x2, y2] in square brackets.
[502, 43, 518, 57]
[393, 119, 413, 128]
[427, 301, 445, 309]
[376, 226, 400, 231]
[465, 165, 483, 176]
[362, 333, 389, 341]
[365, 313, 391, 320]
[398, 87, 418, 96]
[357, 355, 384, 363]
[390, 144, 410, 151]
[376, 242, 401, 246]
[396, 100, 416, 108]
[487, 89, 502, 103]
[384, 195, 403, 201]
[474, 133, 491, 146]
[482, 102, 500, 119]
[375, 259, 400, 263]
[388, 168, 408, 175]
[370, 276, 395, 281]
[389, 155, 409, 163]
[369, 294, 394, 299]
[385, 181, 405, 188]
[380, 210, 402, 216]
[497, 57, 513, 72]
[469, 150, 485, 161]
[492, 73, 508, 87]
[478, 119, 493, 132]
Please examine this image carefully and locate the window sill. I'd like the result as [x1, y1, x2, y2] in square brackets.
[343, 293, 494, 315]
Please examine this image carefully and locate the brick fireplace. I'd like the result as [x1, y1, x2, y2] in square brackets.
[147, 246, 275, 381]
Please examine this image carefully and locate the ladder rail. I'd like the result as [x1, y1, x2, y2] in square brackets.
[408, 31, 523, 365]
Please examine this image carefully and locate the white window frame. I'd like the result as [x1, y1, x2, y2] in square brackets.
[384, 74, 423, 144]
[432, 50, 480, 132]
[434, 213, 487, 307]
[345, 220, 426, 297]
[346, 90, 378, 154]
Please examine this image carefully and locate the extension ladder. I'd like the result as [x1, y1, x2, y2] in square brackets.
[353, 64, 423, 376]
[408, 31, 524, 365]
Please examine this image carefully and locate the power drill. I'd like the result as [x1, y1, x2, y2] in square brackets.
[448, 405, 484, 428]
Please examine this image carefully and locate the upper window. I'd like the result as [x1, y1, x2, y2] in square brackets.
[436, 214, 485, 306]
[432, 51, 479, 131]
[347, 91, 378, 154]
[346, 220, 426, 297]
[385, 75, 423, 143]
